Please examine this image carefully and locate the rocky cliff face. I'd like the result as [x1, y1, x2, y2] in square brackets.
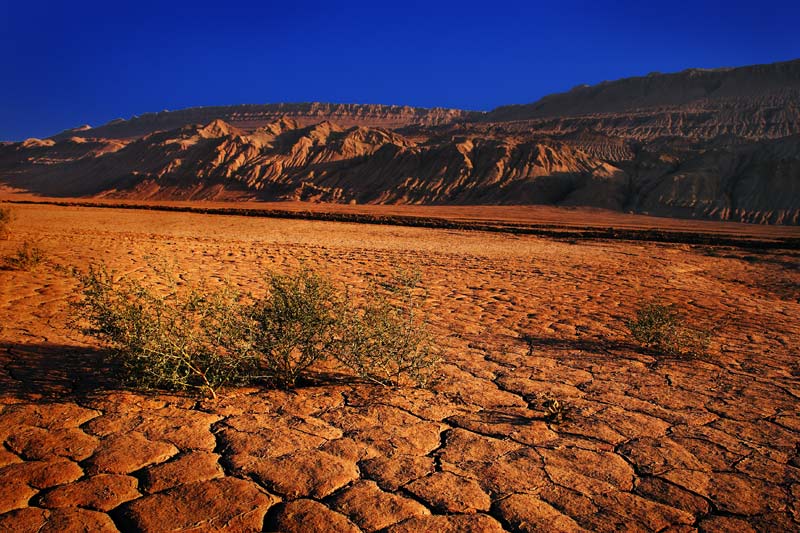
[2, 59, 798, 224]
[620, 135, 800, 224]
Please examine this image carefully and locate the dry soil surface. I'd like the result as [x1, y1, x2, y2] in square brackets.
[0, 203, 799, 532]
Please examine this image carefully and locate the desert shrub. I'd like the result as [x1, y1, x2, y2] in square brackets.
[246, 268, 439, 389]
[519, 332, 536, 356]
[336, 271, 439, 387]
[248, 268, 345, 388]
[5, 241, 45, 270]
[626, 301, 710, 356]
[542, 397, 567, 423]
[74, 265, 258, 399]
[74, 262, 441, 396]
[0, 207, 12, 239]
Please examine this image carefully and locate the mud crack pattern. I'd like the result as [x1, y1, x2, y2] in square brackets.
[0, 204, 798, 531]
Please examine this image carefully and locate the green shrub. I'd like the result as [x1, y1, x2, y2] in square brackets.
[543, 397, 566, 423]
[74, 263, 441, 396]
[0, 207, 12, 239]
[626, 301, 710, 356]
[74, 265, 258, 399]
[336, 271, 439, 387]
[5, 241, 45, 270]
[248, 268, 345, 388]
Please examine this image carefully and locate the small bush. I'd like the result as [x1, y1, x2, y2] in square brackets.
[336, 271, 439, 387]
[626, 301, 710, 356]
[0, 207, 12, 239]
[74, 265, 258, 399]
[74, 263, 441, 397]
[519, 332, 536, 356]
[249, 268, 345, 388]
[5, 241, 45, 270]
[543, 397, 566, 423]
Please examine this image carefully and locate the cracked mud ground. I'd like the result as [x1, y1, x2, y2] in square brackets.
[0, 203, 798, 532]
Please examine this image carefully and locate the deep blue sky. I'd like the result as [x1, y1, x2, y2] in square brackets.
[2, 0, 799, 141]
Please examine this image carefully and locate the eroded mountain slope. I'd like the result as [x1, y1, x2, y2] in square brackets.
[2, 59, 799, 223]
[3, 116, 799, 222]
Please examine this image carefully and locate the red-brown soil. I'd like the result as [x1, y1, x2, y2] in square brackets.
[1, 203, 799, 531]
[2, 193, 798, 244]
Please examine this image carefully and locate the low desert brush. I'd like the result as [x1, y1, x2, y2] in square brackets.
[0, 207, 12, 239]
[74, 265, 258, 399]
[626, 300, 710, 356]
[542, 397, 567, 423]
[5, 241, 45, 271]
[73, 262, 440, 396]
[336, 270, 440, 387]
[248, 268, 345, 388]
[519, 332, 536, 356]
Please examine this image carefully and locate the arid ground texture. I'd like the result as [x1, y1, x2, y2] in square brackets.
[0, 202, 798, 532]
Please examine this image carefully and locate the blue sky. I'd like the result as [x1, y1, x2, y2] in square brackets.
[1, 0, 799, 140]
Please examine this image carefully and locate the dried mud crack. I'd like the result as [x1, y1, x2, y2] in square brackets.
[0, 203, 798, 531]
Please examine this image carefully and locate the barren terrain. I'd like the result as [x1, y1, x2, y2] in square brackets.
[0, 203, 798, 531]
[3, 59, 799, 224]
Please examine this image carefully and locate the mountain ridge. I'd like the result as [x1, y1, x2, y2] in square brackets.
[2, 58, 798, 224]
[44, 58, 800, 143]
[50, 103, 481, 142]
[486, 58, 800, 122]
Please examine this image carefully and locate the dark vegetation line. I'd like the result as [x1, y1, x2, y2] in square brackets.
[6, 199, 800, 249]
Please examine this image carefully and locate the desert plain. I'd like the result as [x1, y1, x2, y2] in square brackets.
[0, 201, 799, 532]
